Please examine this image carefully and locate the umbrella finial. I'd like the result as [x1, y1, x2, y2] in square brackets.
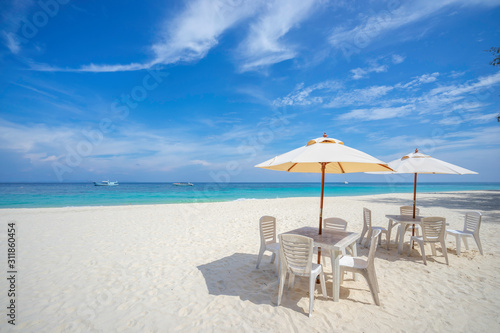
[323, 133, 327, 138]
[415, 148, 419, 153]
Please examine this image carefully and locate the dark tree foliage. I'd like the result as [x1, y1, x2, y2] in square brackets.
[486, 47, 500, 67]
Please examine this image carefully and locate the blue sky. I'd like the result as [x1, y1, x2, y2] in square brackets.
[0, 0, 499, 183]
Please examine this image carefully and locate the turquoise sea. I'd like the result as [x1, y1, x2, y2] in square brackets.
[1, 182, 499, 209]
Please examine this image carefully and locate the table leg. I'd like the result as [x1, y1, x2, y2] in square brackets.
[398, 223, 405, 254]
[331, 249, 342, 302]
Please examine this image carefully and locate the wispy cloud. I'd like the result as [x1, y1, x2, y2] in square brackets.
[325, 85, 394, 108]
[150, 0, 262, 67]
[397, 72, 440, 89]
[31, 0, 263, 72]
[350, 64, 388, 80]
[392, 54, 405, 64]
[273, 69, 500, 126]
[236, 0, 320, 72]
[2, 30, 21, 54]
[329, 0, 500, 54]
[273, 80, 342, 107]
[1, 0, 35, 54]
[29, 0, 323, 73]
[339, 105, 414, 121]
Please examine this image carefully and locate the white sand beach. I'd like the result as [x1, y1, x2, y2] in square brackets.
[1, 191, 500, 332]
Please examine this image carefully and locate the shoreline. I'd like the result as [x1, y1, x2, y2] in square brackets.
[1, 189, 499, 210]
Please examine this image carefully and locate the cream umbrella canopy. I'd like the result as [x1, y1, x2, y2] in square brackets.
[255, 133, 394, 235]
[383, 148, 478, 218]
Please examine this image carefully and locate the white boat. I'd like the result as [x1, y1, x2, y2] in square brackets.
[173, 182, 193, 186]
[94, 180, 119, 186]
[344, 181, 349, 184]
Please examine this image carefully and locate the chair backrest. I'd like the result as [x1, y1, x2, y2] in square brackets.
[279, 234, 313, 277]
[421, 217, 446, 242]
[400, 206, 420, 216]
[259, 216, 276, 246]
[463, 212, 482, 234]
[323, 217, 348, 231]
[367, 229, 381, 267]
[363, 208, 372, 228]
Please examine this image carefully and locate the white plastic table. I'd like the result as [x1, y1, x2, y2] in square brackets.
[385, 215, 424, 254]
[282, 226, 359, 302]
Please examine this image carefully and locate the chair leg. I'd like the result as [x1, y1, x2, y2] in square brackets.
[274, 253, 280, 275]
[364, 270, 380, 306]
[288, 274, 295, 290]
[430, 243, 437, 256]
[419, 241, 427, 265]
[277, 270, 286, 306]
[308, 274, 316, 317]
[441, 240, 449, 265]
[371, 266, 380, 293]
[473, 234, 483, 255]
[319, 270, 327, 298]
[270, 252, 276, 264]
[463, 237, 469, 250]
[455, 235, 461, 256]
[256, 246, 265, 269]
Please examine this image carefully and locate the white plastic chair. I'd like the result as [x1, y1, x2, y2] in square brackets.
[393, 206, 421, 245]
[277, 234, 327, 317]
[314, 218, 353, 266]
[358, 208, 389, 249]
[446, 212, 483, 256]
[408, 217, 449, 265]
[324, 217, 348, 231]
[256, 216, 279, 273]
[340, 229, 381, 306]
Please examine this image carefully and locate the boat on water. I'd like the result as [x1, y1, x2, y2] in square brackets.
[173, 182, 193, 186]
[94, 180, 119, 186]
[344, 181, 349, 184]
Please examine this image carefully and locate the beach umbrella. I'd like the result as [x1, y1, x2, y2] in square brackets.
[255, 133, 393, 236]
[383, 149, 478, 218]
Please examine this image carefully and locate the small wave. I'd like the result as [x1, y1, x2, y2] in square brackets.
[233, 198, 258, 201]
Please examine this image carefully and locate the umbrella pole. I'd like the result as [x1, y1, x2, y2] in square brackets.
[412, 173, 417, 249]
[319, 163, 326, 235]
[413, 173, 417, 219]
[317, 163, 326, 266]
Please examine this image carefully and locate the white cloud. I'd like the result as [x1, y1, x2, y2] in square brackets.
[350, 64, 388, 80]
[392, 54, 405, 64]
[398, 72, 440, 89]
[2, 31, 21, 54]
[438, 112, 499, 125]
[273, 80, 342, 107]
[338, 105, 414, 121]
[1, 0, 36, 54]
[329, 0, 500, 54]
[150, 0, 262, 67]
[30, 0, 322, 73]
[236, 0, 320, 72]
[325, 85, 394, 108]
[32, 0, 263, 72]
[273, 70, 500, 126]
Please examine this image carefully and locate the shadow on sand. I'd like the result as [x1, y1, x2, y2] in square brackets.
[365, 191, 500, 222]
[197, 253, 340, 315]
